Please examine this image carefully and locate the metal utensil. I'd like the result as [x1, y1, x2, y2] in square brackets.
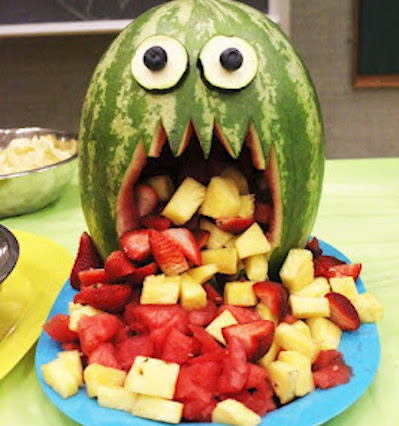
[0, 224, 19, 284]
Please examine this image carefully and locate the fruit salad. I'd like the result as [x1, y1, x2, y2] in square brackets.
[41, 170, 383, 426]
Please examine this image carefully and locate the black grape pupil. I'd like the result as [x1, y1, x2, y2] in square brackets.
[220, 48, 243, 71]
[143, 46, 168, 71]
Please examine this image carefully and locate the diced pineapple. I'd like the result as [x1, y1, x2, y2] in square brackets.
[244, 254, 268, 282]
[223, 236, 237, 248]
[205, 310, 238, 345]
[278, 351, 315, 397]
[267, 361, 298, 404]
[57, 350, 83, 387]
[224, 281, 257, 306]
[147, 174, 174, 202]
[275, 323, 320, 362]
[133, 395, 183, 424]
[200, 219, 234, 249]
[220, 166, 250, 195]
[306, 317, 342, 350]
[352, 292, 384, 323]
[201, 248, 238, 275]
[294, 277, 330, 297]
[140, 277, 180, 305]
[238, 195, 255, 218]
[212, 398, 261, 426]
[143, 273, 166, 285]
[257, 340, 280, 369]
[235, 223, 271, 259]
[255, 302, 278, 325]
[180, 273, 207, 310]
[330, 277, 359, 301]
[187, 263, 219, 284]
[292, 320, 312, 338]
[84, 364, 126, 398]
[97, 386, 137, 412]
[69, 304, 103, 332]
[162, 177, 206, 225]
[41, 358, 79, 399]
[125, 356, 180, 400]
[200, 176, 241, 218]
[289, 295, 330, 319]
[280, 249, 314, 293]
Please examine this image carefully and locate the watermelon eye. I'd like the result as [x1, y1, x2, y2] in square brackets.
[131, 35, 188, 91]
[199, 35, 258, 90]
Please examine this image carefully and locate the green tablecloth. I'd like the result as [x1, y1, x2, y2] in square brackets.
[0, 158, 398, 425]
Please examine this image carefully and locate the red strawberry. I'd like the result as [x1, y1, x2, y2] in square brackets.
[314, 255, 345, 278]
[203, 283, 223, 305]
[78, 268, 110, 287]
[192, 229, 210, 250]
[74, 284, 133, 313]
[43, 314, 78, 343]
[254, 202, 271, 226]
[148, 229, 189, 275]
[120, 230, 151, 262]
[140, 214, 172, 231]
[104, 250, 136, 280]
[88, 342, 121, 369]
[163, 228, 202, 266]
[215, 217, 255, 234]
[281, 313, 299, 325]
[218, 305, 261, 324]
[253, 281, 289, 319]
[306, 237, 323, 257]
[222, 320, 275, 361]
[70, 232, 103, 290]
[126, 262, 158, 286]
[116, 335, 154, 371]
[325, 292, 361, 331]
[327, 263, 362, 281]
[135, 184, 158, 218]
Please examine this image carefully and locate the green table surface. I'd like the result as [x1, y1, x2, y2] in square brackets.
[0, 158, 398, 426]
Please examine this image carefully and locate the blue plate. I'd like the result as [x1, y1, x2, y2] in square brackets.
[35, 240, 380, 426]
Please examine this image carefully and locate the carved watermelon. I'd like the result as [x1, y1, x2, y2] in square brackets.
[79, 0, 325, 274]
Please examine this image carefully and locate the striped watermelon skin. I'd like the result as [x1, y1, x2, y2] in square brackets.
[79, 0, 325, 272]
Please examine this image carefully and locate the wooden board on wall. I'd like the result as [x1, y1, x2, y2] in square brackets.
[353, 0, 399, 88]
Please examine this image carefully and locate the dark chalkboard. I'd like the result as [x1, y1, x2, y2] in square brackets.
[353, 0, 399, 88]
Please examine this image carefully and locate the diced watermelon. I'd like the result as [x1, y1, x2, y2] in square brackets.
[87, 342, 121, 369]
[246, 363, 269, 389]
[116, 335, 154, 371]
[312, 349, 344, 371]
[313, 363, 352, 389]
[218, 305, 261, 324]
[61, 341, 81, 352]
[113, 318, 131, 344]
[189, 324, 224, 356]
[182, 397, 217, 423]
[187, 300, 218, 327]
[123, 299, 148, 334]
[43, 314, 79, 343]
[161, 328, 197, 364]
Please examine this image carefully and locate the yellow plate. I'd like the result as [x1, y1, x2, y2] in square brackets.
[0, 230, 73, 380]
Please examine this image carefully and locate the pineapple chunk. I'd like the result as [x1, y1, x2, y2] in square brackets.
[41, 358, 79, 399]
[330, 277, 359, 301]
[280, 249, 314, 293]
[220, 166, 250, 195]
[200, 176, 241, 218]
[352, 292, 384, 323]
[84, 364, 126, 398]
[292, 320, 312, 338]
[133, 395, 183, 424]
[205, 310, 238, 345]
[200, 219, 234, 249]
[147, 174, 174, 202]
[294, 277, 330, 297]
[307, 317, 342, 350]
[244, 254, 268, 282]
[140, 277, 180, 305]
[57, 350, 83, 387]
[97, 386, 137, 412]
[238, 195, 255, 218]
[235, 223, 271, 259]
[255, 302, 278, 325]
[162, 177, 206, 225]
[275, 323, 320, 362]
[223, 236, 238, 248]
[212, 398, 261, 426]
[289, 295, 330, 319]
[224, 281, 257, 306]
[257, 340, 280, 368]
[69, 304, 103, 332]
[187, 263, 219, 284]
[180, 273, 207, 310]
[278, 351, 315, 397]
[143, 273, 166, 285]
[201, 248, 238, 275]
[125, 356, 180, 400]
[267, 361, 298, 404]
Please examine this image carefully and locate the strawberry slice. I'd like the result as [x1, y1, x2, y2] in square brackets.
[222, 320, 275, 361]
[163, 228, 202, 266]
[149, 229, 189, 275]
[306, 237, 323, 257]
[120, 230, 151, 262]
[327, 263, 362, 281]
[43, 314, 78, 343]
[78, 268, 110, 287]
[187, 300, 218, 327]
[135, 184, 158, 218]
[314, 255, 345, 278]
[74, 283, 133, 313]
[70, 232, 103, 290]
[126, 262, 159, 286]
[253, 281, 289, 319]
[325, 292, 361, 331]
[215, 217, 255, 234]
[140, 214, 172, 231]
[104, 250, 137, 281]
[192, 229, 210, 250]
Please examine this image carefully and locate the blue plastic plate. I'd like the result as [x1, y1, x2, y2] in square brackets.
[35, 240, 380, 426]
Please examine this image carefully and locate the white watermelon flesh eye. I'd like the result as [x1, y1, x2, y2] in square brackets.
[199, 35, 258, 90]
[131, 35, 188, 90]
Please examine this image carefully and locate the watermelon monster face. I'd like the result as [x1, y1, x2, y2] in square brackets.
[79, 0, 325, 274]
